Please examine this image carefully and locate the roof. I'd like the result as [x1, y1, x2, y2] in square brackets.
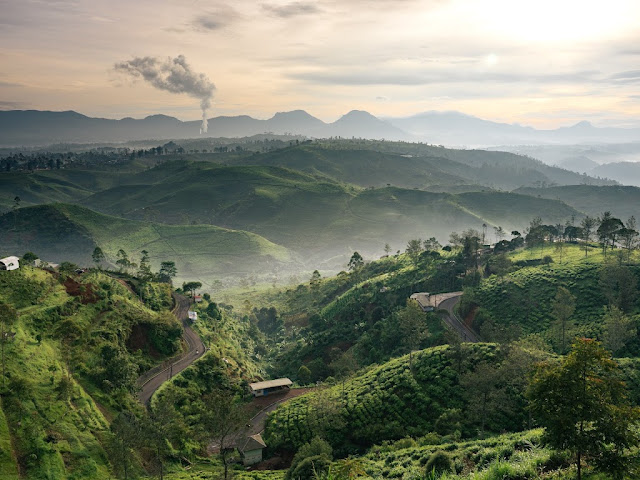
[0, 256, 19, 265]
[249, 378, 293, 391]
[239, 434, 266, 452]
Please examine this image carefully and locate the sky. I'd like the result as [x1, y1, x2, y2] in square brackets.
[1, 0, 640, 128]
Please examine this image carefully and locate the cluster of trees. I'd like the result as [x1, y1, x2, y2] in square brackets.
[92, 247, 177, 283]
[0, 149, 134, 172]
[525, 213, 638, 258]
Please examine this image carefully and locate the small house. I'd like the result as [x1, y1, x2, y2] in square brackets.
[238, 434, 266, 466]
[410, 292, 435, 312]
[249, 378, 292, 397]
[0, 256, 20, 271]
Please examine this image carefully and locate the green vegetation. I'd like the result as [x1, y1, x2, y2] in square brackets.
[0, 203, 293, 286]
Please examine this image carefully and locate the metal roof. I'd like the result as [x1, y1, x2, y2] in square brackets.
[239, 434, 266, 452]
[249, 378, 292, 391]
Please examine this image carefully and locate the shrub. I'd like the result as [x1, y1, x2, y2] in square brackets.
[424, 450, 453, 475]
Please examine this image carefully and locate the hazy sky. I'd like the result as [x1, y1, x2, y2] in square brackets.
[1, 0, 639, 128]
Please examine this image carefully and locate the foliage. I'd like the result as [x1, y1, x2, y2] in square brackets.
[528, 338, 640, 479]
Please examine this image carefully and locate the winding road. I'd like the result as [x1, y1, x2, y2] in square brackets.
[438, 293, 481, 342]
[137, 293, 206, 405]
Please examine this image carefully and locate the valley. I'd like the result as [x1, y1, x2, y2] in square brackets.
[1, 137, 640, 480]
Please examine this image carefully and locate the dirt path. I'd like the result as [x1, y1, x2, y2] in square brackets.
[438, 294, 481, 342]
[137, 293, 205, 405]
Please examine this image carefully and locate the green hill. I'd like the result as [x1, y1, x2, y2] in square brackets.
[0, 203, 293, 286]
[229, 142, 614, 191]
[514, 184, 640, 221]
[460, 244, 640, 352]
[264, 343, 540, 454]
[0, 266, 181, 478]
[80, 161, 581, 260]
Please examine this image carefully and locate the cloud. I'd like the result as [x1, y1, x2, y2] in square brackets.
[190, 5, 241, 31]
[114, 55, 216, 132]
[610, 70, 640, 84]
[0, 81, 21, 87]
[289, 68, 599, 86]
[262, 2, 321, 18]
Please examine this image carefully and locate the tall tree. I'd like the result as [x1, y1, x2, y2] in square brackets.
[551, 286, 576, 354]
[91, 246, 105, 269]
[597, 212, 624, 256]
[347, 251, 364, 272]
[158, 261, 177, 283]
[580, 216, 597, 257]
[602, 306, 636, 356]
[396, 299, 429, 370]
[528, 338, 640, 480]
[0, 303, 17, 388]
[199, 391, 246, 480]
[620, 217, 638, 262]
[405, 239, 423, 264]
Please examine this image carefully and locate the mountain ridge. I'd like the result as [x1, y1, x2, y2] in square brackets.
[2, 108, 639, 147]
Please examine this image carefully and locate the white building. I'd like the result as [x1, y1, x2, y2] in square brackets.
[0, 256, 20, 271]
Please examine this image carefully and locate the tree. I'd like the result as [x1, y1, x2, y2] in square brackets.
[602, 306, 636, 356]
[298, 365, 312, 385]
[494, 226, 506, 243]
[158, 261, 177, 283]
[580, 216, 597, 257]
[528, 338, 640, 480]
[423, 237, 441, 252]
[459, 361, 501, 435]
[620, 217, 638, 261]
[405, 239, 423, 264]
[488, 254, 511, 283]
[116, 249, 131, 272]
[599, 264, 638, 313]
[137, 249, 152, 280]
[199, 391, 247, 480]
[551, 286, 576, 354]
[91, 247, 105, 268]
[21, 251, 38, 264]
[383, 243, 392, 256]
[182, 281, 202, 297]
[0, 303, 17, 388]
[109, 412, 144, 480]
[396, 299, 429, 370]
[347, 251, 364, 272]
[597, 212, 624, 256]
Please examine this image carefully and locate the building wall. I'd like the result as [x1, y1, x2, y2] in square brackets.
[242, 449, 262, 466]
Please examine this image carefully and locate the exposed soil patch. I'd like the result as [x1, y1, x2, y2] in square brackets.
[127, 323, 162, 359]
[63, 277, 98, 304]
[464, 306, 478, 329]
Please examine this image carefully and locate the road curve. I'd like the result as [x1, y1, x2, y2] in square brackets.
[438, 294, 481, 342]
[137, 293, 206, 405]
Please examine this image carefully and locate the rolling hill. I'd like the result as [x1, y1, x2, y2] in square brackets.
[0, 203, 294, 286]
[514, 184, 640, 221]
[79, 161, 581, 261]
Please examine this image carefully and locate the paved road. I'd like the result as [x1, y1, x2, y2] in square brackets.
[138, 294, 205, 405]
[438, 294, 481, 342]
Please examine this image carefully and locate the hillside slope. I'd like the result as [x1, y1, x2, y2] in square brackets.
[80, 161, 581, 260]
[0, 203, 293, 285]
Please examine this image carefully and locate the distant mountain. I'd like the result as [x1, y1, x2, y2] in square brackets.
[3, 108, 639, 147]
[0, 109, 408, 146]
[385, 111, 640, 146]
[590, 162, 640, 187]
[557, 156, 599, 172]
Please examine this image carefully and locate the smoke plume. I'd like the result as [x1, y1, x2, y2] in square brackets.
[115, 55, 215, 133]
